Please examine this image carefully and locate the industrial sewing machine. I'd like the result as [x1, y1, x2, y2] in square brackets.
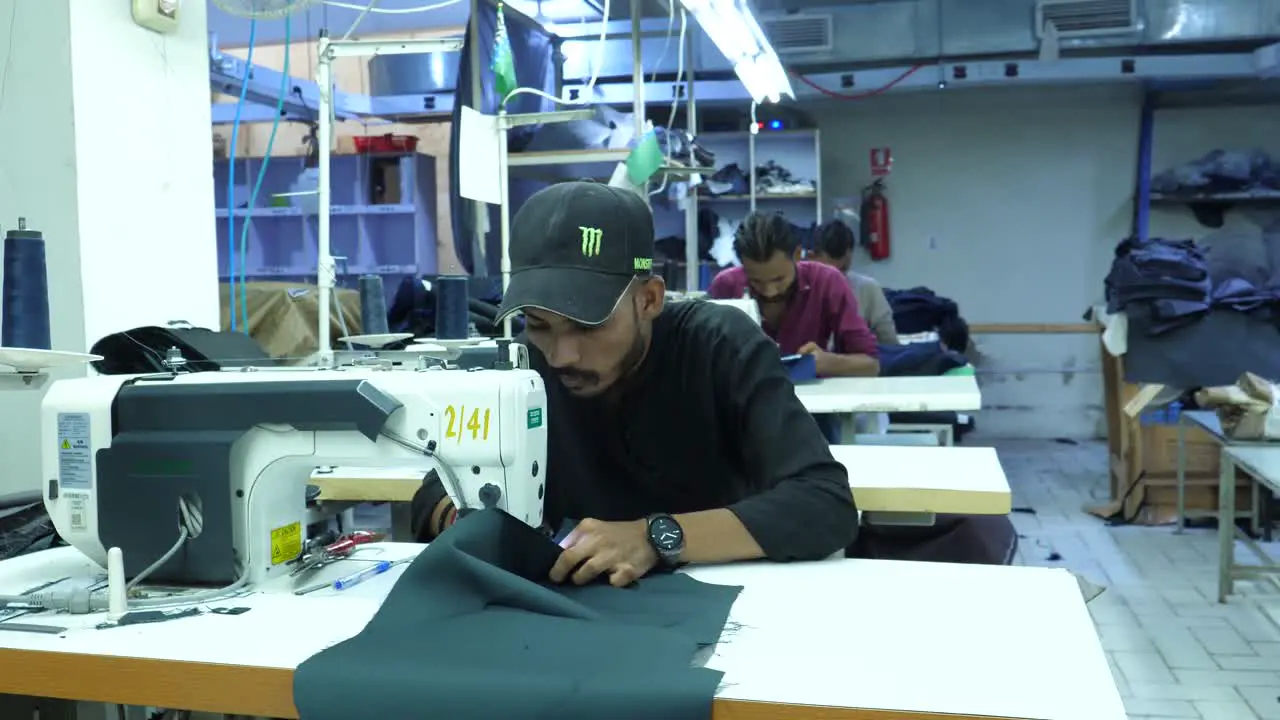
[40, 365, 547, 589]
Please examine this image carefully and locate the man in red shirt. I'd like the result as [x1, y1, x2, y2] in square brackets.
[708, 212, 880, 377]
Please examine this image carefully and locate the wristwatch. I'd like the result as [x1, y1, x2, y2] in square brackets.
[645, 513, 685, 567]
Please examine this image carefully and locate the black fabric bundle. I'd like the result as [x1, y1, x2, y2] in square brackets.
[293, 509, 742, 720]
[1104, 236, 1212, 335]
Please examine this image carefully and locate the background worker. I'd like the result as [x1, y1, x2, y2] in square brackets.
[707, 211, 880, 378]
[809, 220, 900, 346]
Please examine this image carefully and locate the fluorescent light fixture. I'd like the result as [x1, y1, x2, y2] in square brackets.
[678, 0, 792, 103]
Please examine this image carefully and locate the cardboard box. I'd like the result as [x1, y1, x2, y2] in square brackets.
[1140, 422, 1222, 477]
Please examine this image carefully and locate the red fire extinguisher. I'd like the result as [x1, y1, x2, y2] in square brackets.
[859, 179, 891, 262]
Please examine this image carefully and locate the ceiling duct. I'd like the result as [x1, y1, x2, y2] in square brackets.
[762, 15, 834, 54]
[1035, 0, 1137, 39]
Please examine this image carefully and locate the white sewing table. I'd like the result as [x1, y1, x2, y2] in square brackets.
[312, 442, 1011, 529]
[0, 544, 1123, 720]
[831, 444, 1012, 516]
[794, 375, 982, 414]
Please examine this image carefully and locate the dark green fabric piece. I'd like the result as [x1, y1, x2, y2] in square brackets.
[293, 509, 742, 720]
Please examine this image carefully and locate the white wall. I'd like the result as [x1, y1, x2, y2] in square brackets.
[0, 0, 217, 499]
[802, 84, 1280, 439]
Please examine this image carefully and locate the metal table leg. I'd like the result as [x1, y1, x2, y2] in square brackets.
[1217, 452, 1237, 603]
[1175, 415, 1186, 533]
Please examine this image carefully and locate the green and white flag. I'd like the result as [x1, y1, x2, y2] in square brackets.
[492, 4, 518, 107]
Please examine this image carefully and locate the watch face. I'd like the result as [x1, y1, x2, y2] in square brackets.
[650, 516, 683, 552]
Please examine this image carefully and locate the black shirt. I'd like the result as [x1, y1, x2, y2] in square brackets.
[529, 300, 858, 561]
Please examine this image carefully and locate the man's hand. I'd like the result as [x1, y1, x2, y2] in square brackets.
[797, 341, 836, 376]
[549, 518, 658, 587]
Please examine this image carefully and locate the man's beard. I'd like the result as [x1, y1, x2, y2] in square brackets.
[754, 283, 794, 305]
[554, 326, 648, 396]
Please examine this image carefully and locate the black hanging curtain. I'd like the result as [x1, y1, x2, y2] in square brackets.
[449, 5, 556, 277]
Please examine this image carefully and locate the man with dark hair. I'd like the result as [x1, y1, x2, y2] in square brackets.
[410, 182, 858, 587]
[811, 220, 899, 346]
[707, 212, 880, 377]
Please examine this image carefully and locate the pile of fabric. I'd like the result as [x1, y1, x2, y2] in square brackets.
[1150, 150, 1280, 227]
[1151, 149, 1280, 197]
[0, 500, 56, 561]
[884, 286, 970, 353]
[1104, 237, 1212, 336]
[702, 161, 816, 198]
[1194, 372, 1280, 440]
[1107, 226, 1280, 387]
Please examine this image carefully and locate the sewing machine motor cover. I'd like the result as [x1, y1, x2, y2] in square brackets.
[41, 368, 547, 586]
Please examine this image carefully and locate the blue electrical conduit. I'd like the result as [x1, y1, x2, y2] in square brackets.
[226, 19, 259, 333]
[240, 17, 291, 334]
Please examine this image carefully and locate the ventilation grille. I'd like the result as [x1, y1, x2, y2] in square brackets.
[761, 15, 833, 54]
[1035, 0, 1136, 38]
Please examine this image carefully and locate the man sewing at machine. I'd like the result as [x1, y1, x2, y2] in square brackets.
[707, 211, 880, 378]
[411, 182, 858, 586]
[706, 212, 880, 444]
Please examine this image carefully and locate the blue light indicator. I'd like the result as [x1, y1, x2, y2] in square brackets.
[768, 120, 782, 130]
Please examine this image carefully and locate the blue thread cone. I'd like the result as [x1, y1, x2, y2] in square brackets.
[1, 218, 51, 350]
[358, 275, 390, 335]
[435, 276, 469, 340]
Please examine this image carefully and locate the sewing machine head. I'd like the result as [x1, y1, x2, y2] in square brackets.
[40, 365, 547, 587]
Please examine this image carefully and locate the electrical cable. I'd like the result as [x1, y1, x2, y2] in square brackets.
[647, 0, 678, 85]
[649, 8, 688, 198]
[324, 0, 465, 13]
[239, 16, 292, 334]
[126, 497, 200, 591]
[0, 496, 251, 613]
[226, 19, 259, 333]
[338, 0, 380, 40]
[788, 64, 924, 100]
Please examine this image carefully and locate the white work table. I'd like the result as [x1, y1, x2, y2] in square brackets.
[831, 444, 1012, 516]
[794, 375, 982, 414]
[0, 545, 1124, 720]
[313, 442, 1012, 519]
[1214, 445, 1280, 601]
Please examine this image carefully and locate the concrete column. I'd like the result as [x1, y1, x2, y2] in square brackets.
[0, 1, 218, 498]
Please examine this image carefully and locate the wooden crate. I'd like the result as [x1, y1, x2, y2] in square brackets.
[1096, 336, 1254, 524]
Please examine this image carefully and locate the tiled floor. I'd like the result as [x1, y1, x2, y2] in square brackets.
[994, 438, 1280, 720]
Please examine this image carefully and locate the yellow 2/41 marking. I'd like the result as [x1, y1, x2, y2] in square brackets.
[444, 405, 492, 444]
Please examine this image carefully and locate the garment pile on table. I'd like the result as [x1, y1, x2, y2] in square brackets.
[1105, 234, 1280, 336]
[884, 286, 969, 353]
[878, 286, 975, 442]
[1106, 228, 1280, 387]
[1104, 236, 1212, 336]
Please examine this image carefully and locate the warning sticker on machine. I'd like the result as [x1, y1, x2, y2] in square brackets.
[527, 408, 543, 429]
[57, 413, 92, 491]
[67, 493, 89, 531]
[270, 522, 303, 565]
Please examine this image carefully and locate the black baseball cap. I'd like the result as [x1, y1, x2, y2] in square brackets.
[495, 181, 655, 326]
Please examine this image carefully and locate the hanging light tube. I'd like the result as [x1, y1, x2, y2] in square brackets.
[678, 0, 793, 103]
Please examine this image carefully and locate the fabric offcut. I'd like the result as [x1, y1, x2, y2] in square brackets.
[293, 509, 742, 720]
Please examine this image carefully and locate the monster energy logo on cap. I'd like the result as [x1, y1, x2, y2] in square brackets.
[580, 226, 602, 257]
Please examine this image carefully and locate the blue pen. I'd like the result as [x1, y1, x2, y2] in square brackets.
[333, 560, 393, 591]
